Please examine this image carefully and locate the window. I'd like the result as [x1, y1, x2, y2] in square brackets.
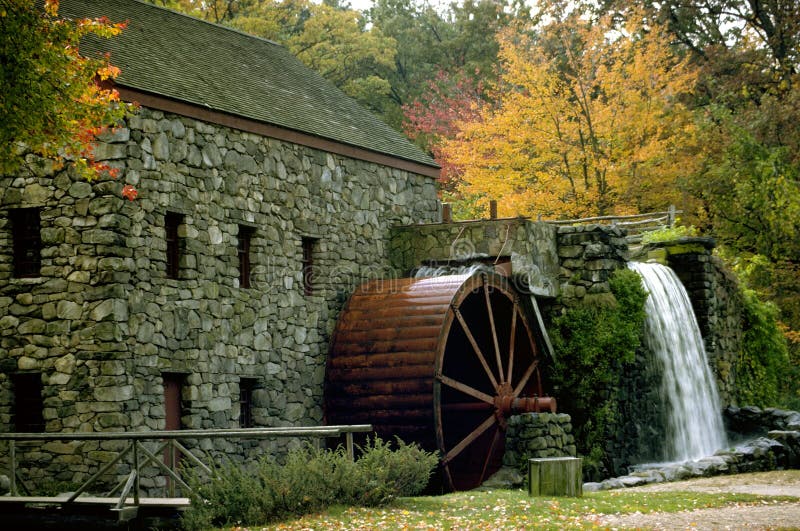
[238, 225, 254, 289]
[162, 373, 185, 431]
[10, 208, 42, 278]
[165, 212, 183, 279]
[301, 237, 316, 296]
[12, 373, 44, 432]
[239, 378, 259, 428]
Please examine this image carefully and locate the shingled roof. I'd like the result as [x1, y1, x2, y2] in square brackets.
[59, 0, 438, 170]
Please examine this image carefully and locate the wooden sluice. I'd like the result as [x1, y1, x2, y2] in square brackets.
[0, 425, 372, 528]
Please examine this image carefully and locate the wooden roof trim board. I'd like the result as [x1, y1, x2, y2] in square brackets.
[117, 86, 441, 179]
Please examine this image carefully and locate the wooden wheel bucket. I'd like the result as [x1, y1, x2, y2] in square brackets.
[325, 272, 555, 491]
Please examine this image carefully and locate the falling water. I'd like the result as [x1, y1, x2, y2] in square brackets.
[629, 262, 727, 461]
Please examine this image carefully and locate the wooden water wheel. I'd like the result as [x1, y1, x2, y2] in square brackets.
[325, 272, 555, 491]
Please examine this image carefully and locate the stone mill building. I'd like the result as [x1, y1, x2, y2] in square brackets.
[0, 0, 440, 486]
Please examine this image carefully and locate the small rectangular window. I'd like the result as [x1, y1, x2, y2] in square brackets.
[239, 378, 259, 428]
[301, 237, 316, 296]
[238, 226, 254, 289]
[162, 372, 185, 431]
[165, 212, 183, 279]
[12, 373, 44, 432]
[10, 208, 42, 278]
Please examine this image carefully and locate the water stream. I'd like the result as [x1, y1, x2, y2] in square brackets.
[629, 262, 728, 461]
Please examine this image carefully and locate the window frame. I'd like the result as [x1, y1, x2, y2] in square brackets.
[301, 237, 317, 296]
[165, 212, 184, 279]
[238, 378, 259, 428]
[238, 225, 255, 289]
[12, 373, 45, 433]
[10, 207, 42, 278]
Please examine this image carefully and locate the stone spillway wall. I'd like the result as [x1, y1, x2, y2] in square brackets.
[0, 106, 438, 490]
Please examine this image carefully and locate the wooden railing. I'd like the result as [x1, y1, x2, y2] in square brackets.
[440, 201, 681, 243]
[0, 425, 372, 510]
[541, 205, 681, 243]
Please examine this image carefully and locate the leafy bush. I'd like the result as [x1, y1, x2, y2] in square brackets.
[547, 269, 647, 479]
[735, 288, 792, 407]
[182, 437, 438, 530]
[641, 224, 699, 244]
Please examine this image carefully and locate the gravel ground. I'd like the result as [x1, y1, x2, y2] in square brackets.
[596, 471, 800, 530]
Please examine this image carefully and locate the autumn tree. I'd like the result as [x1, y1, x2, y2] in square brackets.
[370, 0, 533, 127]
[403, 71, 484, 194]
[0, 0, 133, 191]
[439, 13, 699, 218]
[232, 0, 397, 115]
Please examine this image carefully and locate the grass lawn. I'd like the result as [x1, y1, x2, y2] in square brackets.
[219, 488, 797, 530]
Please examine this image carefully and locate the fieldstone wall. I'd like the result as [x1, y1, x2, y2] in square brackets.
[639, 238, 744, 405]
[503, 413, 577, 470]
[390, 219, 559, 297]
[0, 106, 438, 492]
[555, 225, 629, 306]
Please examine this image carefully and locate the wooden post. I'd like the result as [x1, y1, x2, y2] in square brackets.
[168, 439, 176, 497]
[133, 441, 140, 505]
[9, 440, 16, 496]
[346, 432, 354, 461]
[489, 200, 498, 219]
[442, 203, 452, 224]
[529, 457, 582, 497]
[668, 204, 676, 227]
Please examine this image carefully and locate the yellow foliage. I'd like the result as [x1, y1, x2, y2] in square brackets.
[443, 13, 701, 218]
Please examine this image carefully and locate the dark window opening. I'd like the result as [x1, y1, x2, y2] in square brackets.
[162, 372, 185, 431]
[239, 378, 259, 428]
[238, 226, 254, 289]
[165, 212, 183, 279]
[12, 373, 44, 432]
[301, 237, 317, 296]
[10, 208, 42, 278]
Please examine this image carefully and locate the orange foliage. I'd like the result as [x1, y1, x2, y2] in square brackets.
[442, 13, 700, 219]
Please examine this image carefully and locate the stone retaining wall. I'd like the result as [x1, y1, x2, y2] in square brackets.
[503, 413, 577, 473]
[390, 219, 559, 297]
[0, 106, 438, 492]
[555, 225, 628, 306]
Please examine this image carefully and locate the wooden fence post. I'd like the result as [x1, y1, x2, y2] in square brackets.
[9, 440, 16, 496]
[442, 203, 452, 224]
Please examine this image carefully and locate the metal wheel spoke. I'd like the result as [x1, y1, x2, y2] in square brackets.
[513, 359, 540, 397]
[454, 307, 499, 391]
[506, 305, 518, 384]
[441, 413, 497, 465]
[480, 426, 502, 485]
[437, 374, 495, 405]
[484, 283, 504, 384]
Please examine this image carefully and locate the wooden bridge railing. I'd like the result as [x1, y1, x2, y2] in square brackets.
[0, 425, 373, 511]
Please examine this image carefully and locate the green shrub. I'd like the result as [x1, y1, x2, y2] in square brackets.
[736, 288, 792, 407]
[548, 268, 647, 479]
[355, 436, 439, 504]
[641, 224, 699, 244]
[181, 437, 437, 530]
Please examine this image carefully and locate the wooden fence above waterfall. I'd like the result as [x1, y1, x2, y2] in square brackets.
[541, 205, 680, 243]
[441, 201, 680, 244]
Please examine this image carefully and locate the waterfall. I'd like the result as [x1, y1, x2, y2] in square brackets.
[629, 262, 727, 462]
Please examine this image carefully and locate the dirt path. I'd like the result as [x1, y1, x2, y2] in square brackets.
[596, 471, 800, 530]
